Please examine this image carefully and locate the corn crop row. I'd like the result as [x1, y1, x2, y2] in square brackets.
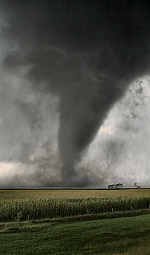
[0, 195, 150, 222]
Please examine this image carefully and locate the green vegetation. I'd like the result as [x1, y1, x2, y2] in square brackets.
[1, 214, 150, 255]
[1, 189, 150, 254]
[1, 189, 150, 222]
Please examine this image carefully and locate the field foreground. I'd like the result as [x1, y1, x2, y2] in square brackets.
[1, 214, 150, 255]
[1, 188, 150, 222]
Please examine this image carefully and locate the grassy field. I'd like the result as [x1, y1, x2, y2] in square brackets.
[1, 213, 150, 255]
[0, 188, 150, 222]
[1, 189, 150, 254]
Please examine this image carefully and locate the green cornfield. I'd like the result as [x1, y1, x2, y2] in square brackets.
[0, 189, 150, 222]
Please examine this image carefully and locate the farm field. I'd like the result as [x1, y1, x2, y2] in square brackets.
[0, 189, 150, 223]
[1, 214, 150, 255]
[1, 188, 150, 199]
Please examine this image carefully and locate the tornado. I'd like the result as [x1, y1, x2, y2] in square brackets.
[1, 0, 150, 186]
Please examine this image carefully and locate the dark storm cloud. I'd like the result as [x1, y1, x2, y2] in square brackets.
[1, 0, 150, 186]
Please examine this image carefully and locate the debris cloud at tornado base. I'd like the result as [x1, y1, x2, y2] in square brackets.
[0, 0, 150, 187]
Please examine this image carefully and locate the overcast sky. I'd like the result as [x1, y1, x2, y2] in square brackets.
[0, 0, 150, 187]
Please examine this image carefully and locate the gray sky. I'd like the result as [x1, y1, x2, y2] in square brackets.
[0, 0, 150, 187]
